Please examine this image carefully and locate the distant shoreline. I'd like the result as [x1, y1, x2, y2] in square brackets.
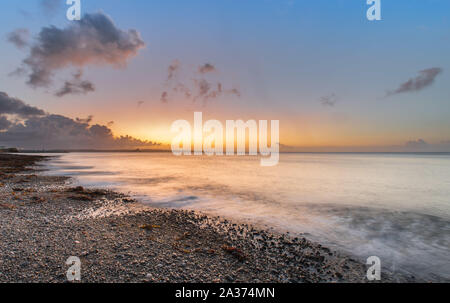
[11, 150, 450, 155]
[17, 149, 172, 153]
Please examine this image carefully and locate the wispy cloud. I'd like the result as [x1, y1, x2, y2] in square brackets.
[198, 63, 216, 74]
[167, 60, 181, 81]
[6, 28, 30, 49]
[319, 93, 337, 107]
[160, 91, 169, 103]
[405, 139, 428, 148]
[161, 61, 240, 104]
[386, 68, 443, 97]
[55, 71, 95, 97]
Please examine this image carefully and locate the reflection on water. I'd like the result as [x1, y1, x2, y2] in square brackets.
[40, 152, 450, 281]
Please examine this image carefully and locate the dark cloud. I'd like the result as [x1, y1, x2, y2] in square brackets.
[55, 71, 95, 97]
[7, 28, 30, 49]
[167, 60, 180, 81]
[15, 12, 145, 88]
[0, 93, 160, 150]
[137, 101, 145, 107]
[198, 63, 216, 74]
[0, 115, 159, 150]
[0, 92, 46, 117]
[75, 115, 94, 124]
[162, 60, 240, 104]
[387, 68, 443, 97]
[0, 116, 12, 131]
[319, 93, 337, 107]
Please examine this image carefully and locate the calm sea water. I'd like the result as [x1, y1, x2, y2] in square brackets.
[40, 152, 450, 281]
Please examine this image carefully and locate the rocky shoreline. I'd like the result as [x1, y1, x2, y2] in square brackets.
[0, 153, 415, 283]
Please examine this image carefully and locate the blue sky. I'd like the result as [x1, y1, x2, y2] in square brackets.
[0, 0, 449, 149]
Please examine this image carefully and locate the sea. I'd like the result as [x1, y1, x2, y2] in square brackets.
[37, 152, 450, 281]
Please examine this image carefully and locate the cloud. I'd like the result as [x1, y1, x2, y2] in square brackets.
[167, 60, 180, 81]
[0, 92, 46, 117]
[387, 68, 443, 97]
[173, 83, 192, 99]
[198, 63, 216, 74]
[405, 139, 428, 149]
[14, 12, 145, 88]
[401, 139, 450, 152]
[194, 79, 211, 99]
[319, 93, 337, 107]
[193, 80, 240, 104]
[0, 92, 160, 150]
[137, 101, 145, 107]
[55, 71, 95, 97]
[0, 116, 12, 131]
[228, 88, 241, 97]
[9, 67, 27, 77]
[160, 91, 169, 103]
[75, 115, 94, 124]
[7, 28, 30, 49]
[162, 61, 240, 104]
[0, 115, 159, 150]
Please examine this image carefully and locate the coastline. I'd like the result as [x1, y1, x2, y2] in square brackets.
[0, 154, 415, 283]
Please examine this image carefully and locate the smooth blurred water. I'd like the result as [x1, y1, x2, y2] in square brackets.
[40, 152, 450, 281]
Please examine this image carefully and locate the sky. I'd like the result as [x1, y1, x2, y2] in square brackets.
[0, 0, 449, 151]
